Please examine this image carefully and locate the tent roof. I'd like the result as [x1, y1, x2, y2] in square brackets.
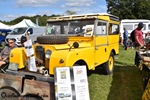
[9, 19, 39, 29]
[0, 22, 10, 29]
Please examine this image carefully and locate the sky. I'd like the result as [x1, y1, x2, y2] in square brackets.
[0, 0, 107, 21]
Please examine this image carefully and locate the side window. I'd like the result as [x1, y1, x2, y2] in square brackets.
[109, 23, 119, 34]
[123, 25, 133, 30]
[28, 28, 33, 34]
[96, 21, 107, 35]
[149, 24, 150, 30]
[46, 25, 61, 34]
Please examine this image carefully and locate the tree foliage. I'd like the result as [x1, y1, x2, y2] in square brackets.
[106, 0, 150, 20]
[64, 10, 77, 15]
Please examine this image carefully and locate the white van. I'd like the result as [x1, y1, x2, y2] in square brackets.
[5, 27, 45, 46]
[120, 19, 150, 38]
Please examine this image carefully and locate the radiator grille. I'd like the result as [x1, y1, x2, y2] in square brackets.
[35, 46, 45, 65]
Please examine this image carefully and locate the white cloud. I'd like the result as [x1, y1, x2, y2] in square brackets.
[60, 0, 98, 13]
[0, 13, 37, 21]
[16, 0, 58, 7]
[64, 0, 95, 7]
[65, 2, 91, 7]
[38, 10, 53, 15]
[15, 0, 106, 14]
[1, 14, 20, 21]
[60, 0, 107, 14]
[0, 0, 107, 21]
[0, 9, 55, 21]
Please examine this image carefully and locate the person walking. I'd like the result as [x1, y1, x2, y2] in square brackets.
[134, 22, 145, 67]
[123, 28, 128, 50]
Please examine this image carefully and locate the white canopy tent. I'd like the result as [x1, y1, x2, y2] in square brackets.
[9, 19, 39, 30]
[0, 22, 10, 29]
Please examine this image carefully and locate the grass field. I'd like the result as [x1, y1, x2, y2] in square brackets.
[88, 45, 144, 100]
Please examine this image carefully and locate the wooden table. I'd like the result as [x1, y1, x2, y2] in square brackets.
[136, 49, 150, 70]
[137, 49, 150, 100]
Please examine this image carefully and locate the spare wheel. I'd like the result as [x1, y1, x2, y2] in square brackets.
[37, 35, 69, 44]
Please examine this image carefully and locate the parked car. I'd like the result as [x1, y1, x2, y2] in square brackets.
[5, 27, 45, 46]
[9, 13, 120, 75]
[0, 29, 11, 47]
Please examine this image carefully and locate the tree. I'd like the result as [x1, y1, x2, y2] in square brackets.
[64, 10, 77, 15]
[106, 0, 150, 20]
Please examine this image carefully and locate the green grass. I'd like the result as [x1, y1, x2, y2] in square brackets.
[88, 45, 144, 100]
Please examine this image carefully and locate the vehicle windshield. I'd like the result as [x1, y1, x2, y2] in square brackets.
[46, 19, 95, 36]
[10, 27, 27, 35]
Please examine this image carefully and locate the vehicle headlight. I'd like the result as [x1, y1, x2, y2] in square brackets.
[45, 50, 52, 59]
[8, 63, 19, 71]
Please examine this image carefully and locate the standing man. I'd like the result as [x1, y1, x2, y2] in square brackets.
[123, 28, 128, 50]
[134, 22, 145, 67]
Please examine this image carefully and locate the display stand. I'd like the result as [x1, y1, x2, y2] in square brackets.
[24, 39, 37, 72]
[54, 66, 90, 100]
[137, 49, 150, 99]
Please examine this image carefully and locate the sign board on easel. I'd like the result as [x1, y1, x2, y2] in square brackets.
[24, 39, 37, 72]
[73, 66, 90, 100]
[54, 67, 73, 100]
[54, 66, 90, 100]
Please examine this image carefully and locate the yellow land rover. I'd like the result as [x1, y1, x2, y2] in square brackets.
[8, 13, 120, 75]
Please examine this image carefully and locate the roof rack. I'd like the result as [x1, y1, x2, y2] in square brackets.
[47, 13, 119, 21]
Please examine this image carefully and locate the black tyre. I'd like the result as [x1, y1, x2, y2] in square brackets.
[102, 52, 114, 75]
[37, 35, 69, 44]
[22, 94, 43, 100]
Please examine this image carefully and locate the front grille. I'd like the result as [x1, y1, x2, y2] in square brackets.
[35, 46, 45, 65]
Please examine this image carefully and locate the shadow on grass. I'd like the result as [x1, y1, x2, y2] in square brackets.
[87, 65, 104, 76]
[106, 64, 143, 100]
[88, 61, 144, 100]
[115, 60, 134, 66]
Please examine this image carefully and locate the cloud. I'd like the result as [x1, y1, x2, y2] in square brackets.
[16, 0, 96, 8]
[65, 2, 91, 7]
[0, 13, 37, 21]
[16, 0, 58, 7]
[0, 0, 107, 21]
[15, 0, 106, 14]
[61, 0, 107, 14]
[0, 9, 55, 21]
[0, 14, 21, 21]
[37, 10, 53, 15]
[64, 0, 95, 7]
